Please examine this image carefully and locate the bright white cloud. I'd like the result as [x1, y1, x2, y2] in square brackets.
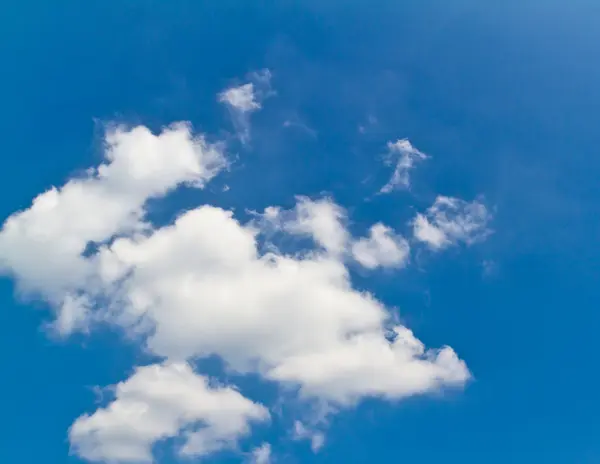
[0, 121, 476, 461]
[89, 202, 468, 404]
[283, 197, 349, 257]
[412, 196, 491, 250]
[351, 223, 410, 269]
[249, 443, 272, 464]
[219, 83, 261, 112]
[0, 123, 226, 334]
[0, 148, 470, 406]
[69, 362, 269, 463]
[380, 139, 428, 193]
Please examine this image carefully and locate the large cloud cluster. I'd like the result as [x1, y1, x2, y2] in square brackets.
[0, 115, 490, 461]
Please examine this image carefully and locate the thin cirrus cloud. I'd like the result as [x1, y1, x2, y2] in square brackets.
[0, 96, 491, 460]
[292, 421, 326, 453]
[218, 69, 273, 143]
[379, 138, 428, 193]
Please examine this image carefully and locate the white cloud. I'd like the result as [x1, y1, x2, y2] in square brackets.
[218, 69, 272, 143]
[89, 203, 467, 404]
[69, 362, 269, 463]
[0, 123, 226, 334]
[292, 421, 325, 453]
[0, 155, 470, 406]
[219, 83, 261, 113]
[412, 196, 492, 250]
[0, 122, 476, 461]
[249, 443, 272, 464]
[283, 197, 349, 257]
[351, 223, 410, 269]
[380, 139, 428, 193]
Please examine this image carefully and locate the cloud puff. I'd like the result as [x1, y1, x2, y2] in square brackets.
[249, 443, 272, 464]
[69, 362, 269, 463]
[0, 123, 226, 334]
[380, 139, 428, 193]
[280, 196, 350, 257]
[351, 223, 410, 269]
[219, 69, 272, 143]
[412, 196, 492, 250]
[219, 83, 261, 112]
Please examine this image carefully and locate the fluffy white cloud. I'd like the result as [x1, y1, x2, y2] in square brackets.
[0, 122, 477, 461]
[0, 124, 226, 334]
[249, 443, 272, 464]
[89, 202, 469, 404]
[351, 223, 410, 269]
[282, 197, 349, 257]
[380, 139, 428, 193]
[69, 362, 269, 463]
[412, 196, 491, 250]
[0, 147, 470, 405]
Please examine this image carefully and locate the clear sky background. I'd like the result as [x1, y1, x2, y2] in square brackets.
[1, 1, 600, 463]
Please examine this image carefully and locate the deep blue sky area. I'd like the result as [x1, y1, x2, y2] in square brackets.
[1, 1, 600, 463]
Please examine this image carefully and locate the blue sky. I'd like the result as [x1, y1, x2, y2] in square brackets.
[1, 1, 600, 463]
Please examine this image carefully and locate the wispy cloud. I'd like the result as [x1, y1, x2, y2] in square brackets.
[412, 196, 492, 250]
[249, 443, 272, 464]
[218, 69, 273, 143]
[380, 139, 428, 193]
[293, 421, 326, 453]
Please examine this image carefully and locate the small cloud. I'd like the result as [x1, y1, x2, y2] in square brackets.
[380, 139, 428, 193]
[218, 83, 261, 112]
[293, 421, 325, 453]
[276, 197, 350, 257]
[249, 443, 272, 464]
[351, 223, 410, 270]
[218, 69, 273, 143]
[283, 119, 317, 138]
[69, 363, 269, 463]
[412, 196, 492, 250]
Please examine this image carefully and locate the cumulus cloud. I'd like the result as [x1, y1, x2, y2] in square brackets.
[412, 196, 492, 250]
[219, 69, 272, 143]
[351, 223, 410, 269]
[0, 136, 469, 403]
[89, 204, 469, 404]
[69, 363, 269, 463]
[380, 139, 428, 193]
[0, 123, 226, 334]
[0, 122, 478, 461]
[282, 197, 349, 257]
